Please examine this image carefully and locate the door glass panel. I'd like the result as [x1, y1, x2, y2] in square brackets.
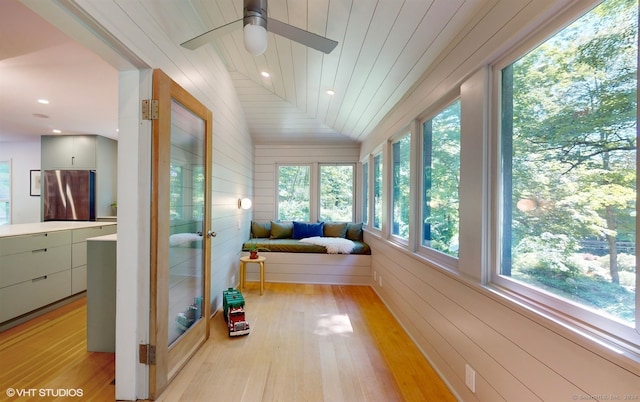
[168, 99, 205, 345]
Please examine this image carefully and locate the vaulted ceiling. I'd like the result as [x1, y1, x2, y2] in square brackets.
[1, 0, 489, 144]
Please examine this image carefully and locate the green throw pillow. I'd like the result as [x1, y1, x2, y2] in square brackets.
[346, 222, 363, 241]
[323, 222, 348, 238]
[270, 221, 293, 239]
[251, 221, 271, 238]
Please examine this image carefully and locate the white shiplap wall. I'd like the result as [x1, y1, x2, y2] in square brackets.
[71, 0, 255, 313]
[360, 0, 640, 401]
[253, 143, 361, 222]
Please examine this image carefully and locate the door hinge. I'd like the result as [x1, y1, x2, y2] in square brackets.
[141, 99, 159, 120]
[139, 343, 156, 365]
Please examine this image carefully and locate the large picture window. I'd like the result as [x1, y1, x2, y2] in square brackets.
[422, 100, 461, 257]
[499, 0, 637, 337]
[392, 133, 411, 239]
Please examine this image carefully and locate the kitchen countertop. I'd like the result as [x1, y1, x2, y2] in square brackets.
[87, 233, 117, 242]
[0, 221, 117, 238]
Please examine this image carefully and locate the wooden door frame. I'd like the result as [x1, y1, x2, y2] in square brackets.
[149, 68, 212, 399]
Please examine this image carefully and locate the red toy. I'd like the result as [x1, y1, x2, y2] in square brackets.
[223, 288, 250, 336]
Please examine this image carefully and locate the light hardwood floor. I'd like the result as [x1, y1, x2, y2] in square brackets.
[0, 298, 115, 402]
[0, 284, 456, 402]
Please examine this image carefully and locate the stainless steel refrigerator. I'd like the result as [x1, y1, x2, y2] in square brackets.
[43, 170, 96, 221]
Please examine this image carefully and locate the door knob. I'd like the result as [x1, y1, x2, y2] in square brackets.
[207, 230, 217, 238]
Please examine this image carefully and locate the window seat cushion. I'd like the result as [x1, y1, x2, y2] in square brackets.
[243, 238, 371, 255]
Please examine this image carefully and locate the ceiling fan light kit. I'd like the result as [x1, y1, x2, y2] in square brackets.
[181, 0, 338, 55]
[243, 1, 268, 56]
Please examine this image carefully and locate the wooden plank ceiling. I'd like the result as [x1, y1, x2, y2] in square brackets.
[126, 0, 487, 144]
[2, 0, 487, 144]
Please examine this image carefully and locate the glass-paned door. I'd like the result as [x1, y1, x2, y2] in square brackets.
[150, 69, 212, 398]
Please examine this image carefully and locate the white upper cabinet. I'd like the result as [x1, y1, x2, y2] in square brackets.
[41, 135, 98, 169]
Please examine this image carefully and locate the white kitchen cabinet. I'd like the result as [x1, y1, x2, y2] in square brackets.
[86, 234, 117, 352]
[71, 225, 117, 294]
[41, 135, 97, 169]
[0, 271, 71, 323]
[0, 231, 72, 322]
[0, 222, 117, 325]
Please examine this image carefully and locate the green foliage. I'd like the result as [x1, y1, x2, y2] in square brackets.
[278, 165, 310, 221]
[373, 154, 383, 229]
[513, 267, 635, 322]
[392, 134, 411, 238]
[513, 233, 581, 278]
[504, 0, 637, 322]
[320, 165, 354, 222]
[424, 100, 461, 256]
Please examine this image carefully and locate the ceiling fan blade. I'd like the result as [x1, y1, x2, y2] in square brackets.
[181, 19, 243, 50]
[267, 18, 338, 54]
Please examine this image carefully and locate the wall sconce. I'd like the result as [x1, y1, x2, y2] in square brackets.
[238, 198, 252, 209]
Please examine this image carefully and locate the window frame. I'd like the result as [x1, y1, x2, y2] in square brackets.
[417, 97, 462, 270]
[489, 0, 640, 349]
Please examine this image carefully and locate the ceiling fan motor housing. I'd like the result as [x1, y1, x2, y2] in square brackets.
[244, 0, 267, 29]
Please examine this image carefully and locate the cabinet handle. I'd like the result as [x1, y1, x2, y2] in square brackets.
[72, 156, 75, 165]
[32, 275, 48, 282]
[32, 248, 48, 253]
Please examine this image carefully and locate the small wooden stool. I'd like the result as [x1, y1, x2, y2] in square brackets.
[239, 255, 266, 295]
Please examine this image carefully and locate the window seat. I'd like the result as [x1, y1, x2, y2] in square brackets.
[241, 238, 371, 255]
[240, 221, 371, 285]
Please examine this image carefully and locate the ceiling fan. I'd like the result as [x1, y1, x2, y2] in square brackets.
[181, 0, 338, 56]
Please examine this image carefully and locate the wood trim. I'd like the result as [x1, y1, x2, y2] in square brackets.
[149, 69, 213, 399]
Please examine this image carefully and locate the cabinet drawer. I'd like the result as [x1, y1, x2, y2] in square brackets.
[72, 225, 117, 243]
[0, 231, 70, 256]
[71, 265, 87, 294]
[0, 270, 71, 322]
[72, 242, 87, 268]
[0, 244, 71, 288]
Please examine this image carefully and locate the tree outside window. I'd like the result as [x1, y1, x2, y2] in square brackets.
[392, 134, 411, 239]
[373, 153, 383, 230]
[422, 100, 461, 257]
[278, 165, 310, 221]
[500, 0, 637, 325]
[319, 164, 354, 222]
[362, 161, 369, 226]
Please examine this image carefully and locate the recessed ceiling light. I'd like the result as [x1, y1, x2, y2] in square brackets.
[326, 89, 336, 96]
[52, 129, 61, 134]
[261, 71, 270, 78]
[37, 99, 50, 104]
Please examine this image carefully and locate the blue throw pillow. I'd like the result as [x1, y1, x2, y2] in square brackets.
[292, 221, 324, 239]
